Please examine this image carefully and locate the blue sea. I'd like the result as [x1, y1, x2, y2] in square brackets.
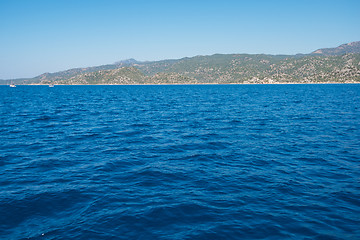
[1, 84, 360, 239]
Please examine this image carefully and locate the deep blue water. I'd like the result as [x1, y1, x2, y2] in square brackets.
[1, 84, 360, 240]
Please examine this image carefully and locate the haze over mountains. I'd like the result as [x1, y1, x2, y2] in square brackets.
[2, 41, 360, 85]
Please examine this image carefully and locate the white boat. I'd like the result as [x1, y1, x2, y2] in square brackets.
[10, 84, 16, 88]
[49, 84, 54, 87]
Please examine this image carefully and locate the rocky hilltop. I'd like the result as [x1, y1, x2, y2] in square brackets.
[2, 41, 360, 85]
[312, 41, 360, 56]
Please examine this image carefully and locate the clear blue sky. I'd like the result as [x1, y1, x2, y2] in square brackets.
[1, 0, 359, 79]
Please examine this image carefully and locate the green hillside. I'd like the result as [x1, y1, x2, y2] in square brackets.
[2, 41, 360, 85]
[29, 53, 360, 85]
[55, 67, 146, 85]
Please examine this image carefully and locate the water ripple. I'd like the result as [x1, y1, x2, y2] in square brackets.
[1, 84, 360, 239]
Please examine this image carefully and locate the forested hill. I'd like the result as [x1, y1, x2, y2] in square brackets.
[2, 42, 360, 85]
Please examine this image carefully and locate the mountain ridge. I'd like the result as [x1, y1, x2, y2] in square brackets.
[312, 41, 360, 55]
[1, 41, 360, 85]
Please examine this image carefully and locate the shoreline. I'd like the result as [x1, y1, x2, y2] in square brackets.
[4, 82, 360, 86]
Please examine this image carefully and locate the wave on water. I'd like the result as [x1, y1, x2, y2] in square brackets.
[1, 84, 360, 239]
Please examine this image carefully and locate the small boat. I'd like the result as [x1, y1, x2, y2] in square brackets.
[10, 84, 16, 88]
[49, 84, 54, 87]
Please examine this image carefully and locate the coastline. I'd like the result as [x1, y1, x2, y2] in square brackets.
[8, 81, 360, 86]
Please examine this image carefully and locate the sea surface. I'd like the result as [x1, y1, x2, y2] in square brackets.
[1, 84, 360, 240]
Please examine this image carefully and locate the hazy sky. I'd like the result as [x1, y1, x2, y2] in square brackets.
[1, 0, 359, 79]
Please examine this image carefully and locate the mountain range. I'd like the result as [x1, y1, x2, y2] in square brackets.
[2, 41, 360, 85]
